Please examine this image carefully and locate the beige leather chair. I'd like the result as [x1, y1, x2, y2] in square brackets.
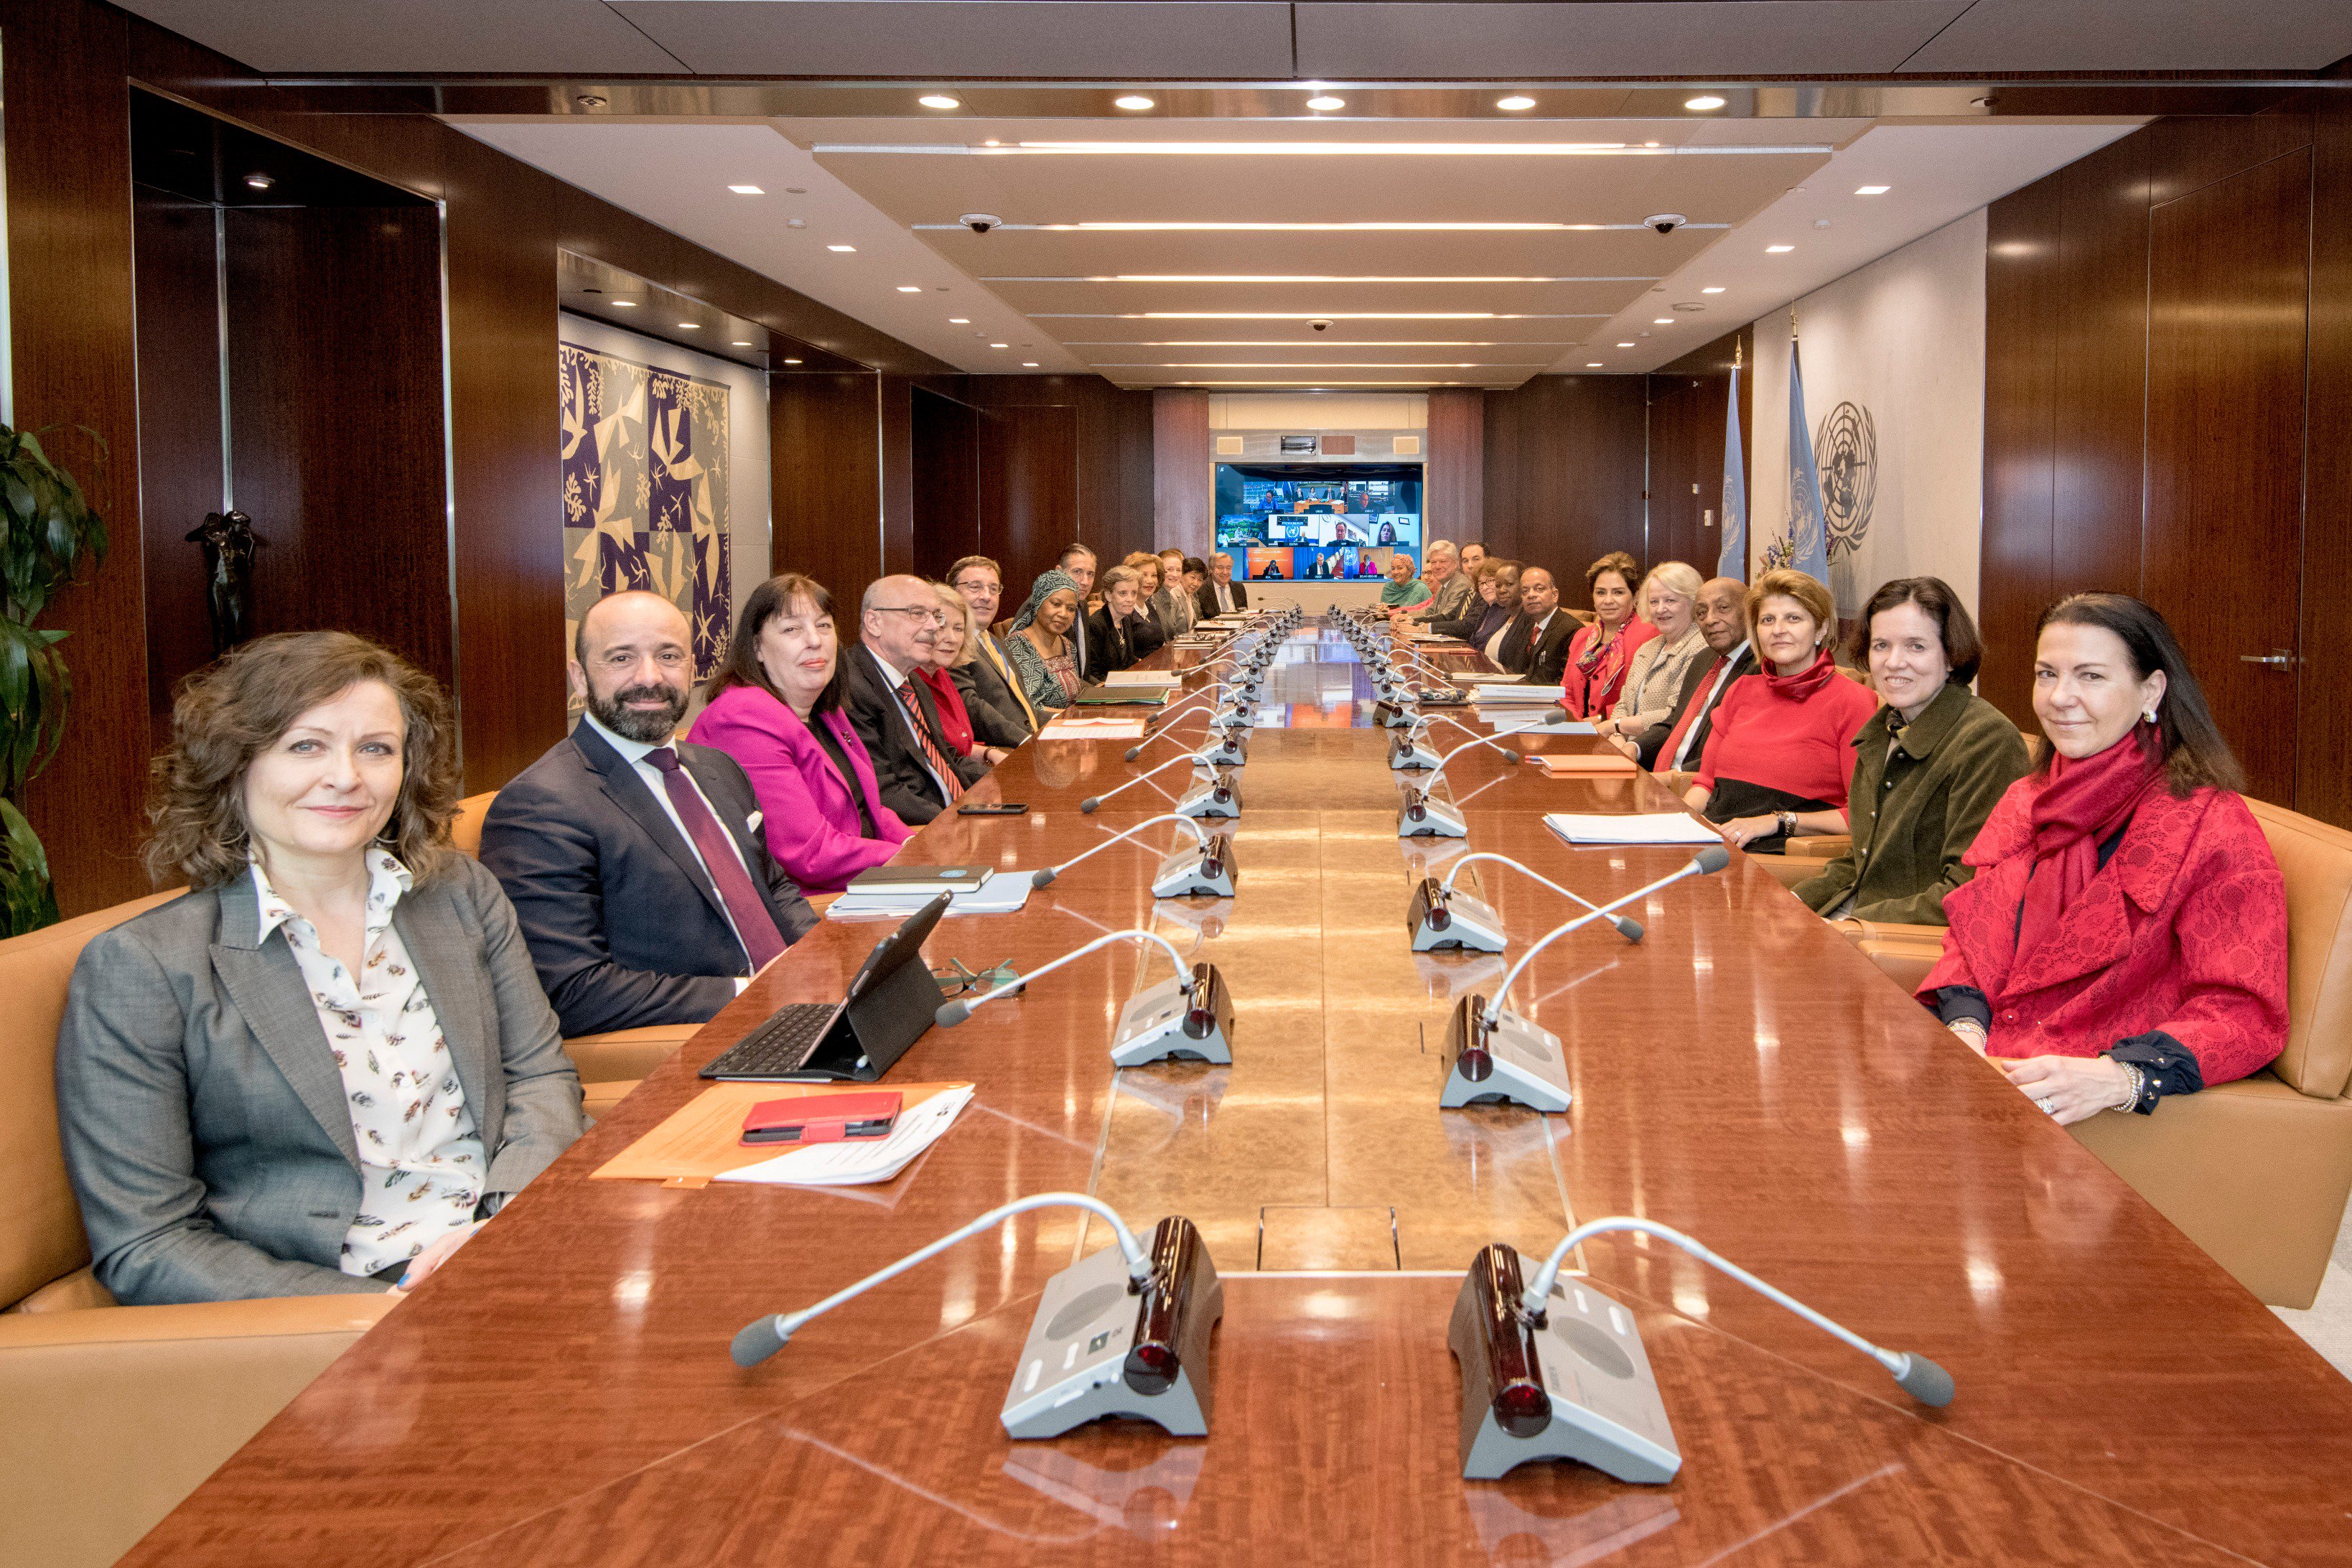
[1850, 799, 2352, 1308]
[453, 788, 696, 1100]
[0, 893, 401, 1568]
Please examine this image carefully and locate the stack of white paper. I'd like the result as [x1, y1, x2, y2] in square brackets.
[825, 870, 1035, 920]
[1544, 813, 1723, 846]
[1470, 683, 1567, 704]
[717, 1086, 975, 1186]
[1041, 717, 1148, 740]
[1103, 671, 1181, 687]
[1483, 714, 1597, 736]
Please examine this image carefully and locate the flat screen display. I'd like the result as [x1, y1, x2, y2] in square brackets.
[1213, 462, 1423, 582]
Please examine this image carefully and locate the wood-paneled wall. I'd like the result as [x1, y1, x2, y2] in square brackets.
[966, 375, 1154, 595]
[1478, 375, 1648, 576]
[1643, 327, 1755, 582]
[1982, 113, 2352, 823]
[1424, 388, 1485, 547]
[132, 193, 228, 723]
[1152, 390, 1212, 560]
[772, 373, 884, 605]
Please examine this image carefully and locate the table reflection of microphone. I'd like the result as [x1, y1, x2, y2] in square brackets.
[1032, 813, 1236, 899]
[1482, 848, 1729, 1027]
[1082, 751, 1221, 813]
[1399, 727, 1551, 836]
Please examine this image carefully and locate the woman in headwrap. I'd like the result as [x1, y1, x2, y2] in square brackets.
[1005, 568, 1087, 712]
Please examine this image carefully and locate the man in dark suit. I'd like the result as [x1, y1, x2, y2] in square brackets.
[946, 553, 1038, 741]
[1196, 551, 1249, 618]
[480, 592, 819, 1038]
[1635, 576, 1758, 772]
[1513, 567, 1579, 686]
[844, 574, 992, 826]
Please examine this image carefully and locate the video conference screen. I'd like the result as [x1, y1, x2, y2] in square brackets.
[1212, 462, 1425, 582]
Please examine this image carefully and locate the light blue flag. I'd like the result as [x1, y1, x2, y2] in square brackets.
[1717, 363, 1746, 579]
[1785, 341, 1829, 584]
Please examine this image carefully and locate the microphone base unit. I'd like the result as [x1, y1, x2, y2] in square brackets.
[1004, 1216, 1224, 1439]
[1152, 833, 1239, 898]
[1374, 699, 1422, 729]
[1175, 775, 1243, 819]
[1408, 879, 1508, 953]
[1398, 790, 1467, 839]
[1109, 963, 1235, 1067]
[1389, 734, 1444, 771]
[1440, 994, 1572, 1112]
[1449, 1243, 1679, 1483]
[1200, 735, 1249, 768]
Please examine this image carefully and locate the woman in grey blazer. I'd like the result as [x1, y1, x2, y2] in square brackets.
[57, 633, 584, 1306]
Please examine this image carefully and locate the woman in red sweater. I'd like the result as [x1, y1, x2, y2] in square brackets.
[1560, 551, 1657, 717]
[1916, 593, 2285, 1124]
[1685, 568, 1878, 853]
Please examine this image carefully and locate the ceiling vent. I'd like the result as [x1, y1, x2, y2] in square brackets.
[1279, 434, 1320, 454]
[1394, 436, 1422, 456]
[1214, 436, 1245, 455]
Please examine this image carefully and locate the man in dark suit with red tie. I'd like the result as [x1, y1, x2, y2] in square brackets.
[480, 592, 818, 1037]
[843, 574, 993, 826]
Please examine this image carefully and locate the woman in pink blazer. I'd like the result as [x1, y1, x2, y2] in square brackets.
[688, 574, 912, 893]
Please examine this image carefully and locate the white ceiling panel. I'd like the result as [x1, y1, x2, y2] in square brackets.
[610, 1, 1292, 77]
[986, 281, 1641, 314]
[1294, 1, 1973, 79]
[1898, 0, 2352, 72]
[108, 0, 686, 73]
[917, 228, 1711, 275]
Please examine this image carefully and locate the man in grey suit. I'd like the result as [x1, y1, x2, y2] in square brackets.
[480, 592, 818, 1037]
[947, 553, 1040, 739]
[1409, 540, 1477, 625]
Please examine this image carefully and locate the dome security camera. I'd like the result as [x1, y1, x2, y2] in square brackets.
[1646, 213, 1688, 235]
[959, 213, 1002, 234]
[1309, 318, 1334, 332]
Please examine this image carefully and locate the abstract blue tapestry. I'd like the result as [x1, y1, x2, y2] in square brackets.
[559, 342, 732, 703]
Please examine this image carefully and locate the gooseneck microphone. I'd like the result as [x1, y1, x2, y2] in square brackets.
[1513, 1215, 1955, 1407]
[731, 1192, 1154, 1369]
[1440, 852, 1643, 942]
[1483, 846, 1730, 1026]
[935, 928, 1198, 1027]
[1032, 813, 1206, 887]
[1081, 750, 1218, 813]
[1415, 723, 1567, 793]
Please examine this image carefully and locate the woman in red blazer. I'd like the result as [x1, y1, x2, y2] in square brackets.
[687, 574, 913, 894]
[1918, 593, 2287, 1124]
[1559, 551, 1656, 717]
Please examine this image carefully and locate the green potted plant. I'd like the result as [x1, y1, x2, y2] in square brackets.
[1, 425, 108, 937]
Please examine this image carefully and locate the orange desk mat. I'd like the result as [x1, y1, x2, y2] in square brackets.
[591, 1080, 975, 1187]
[1530, 752, 1639, 777]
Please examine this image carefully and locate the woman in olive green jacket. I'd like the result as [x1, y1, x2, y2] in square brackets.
[1796, 578, 2033, 925]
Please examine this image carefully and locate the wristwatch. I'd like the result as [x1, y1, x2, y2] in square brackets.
[1775, 809, 1798, 838]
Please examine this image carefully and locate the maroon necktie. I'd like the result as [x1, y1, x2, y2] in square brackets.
[895, 678, 967, 803]
[645, 747, 786, 971]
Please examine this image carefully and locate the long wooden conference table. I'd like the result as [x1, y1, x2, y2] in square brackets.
[127, 618, 2352, 1565]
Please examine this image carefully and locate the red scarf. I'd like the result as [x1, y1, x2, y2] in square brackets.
[915, 665, 976, 757]
[2011, 729, 2163, 974]
[1763, 646, 1839, 701]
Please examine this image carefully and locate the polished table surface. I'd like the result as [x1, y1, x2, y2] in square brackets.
[126, 622, 2352, 1566]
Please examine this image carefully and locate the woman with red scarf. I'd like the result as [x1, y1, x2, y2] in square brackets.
[1918, 594, 2286, 1124]
[1684, 568, 1878, 853]
[1560, 551, 1657, 717]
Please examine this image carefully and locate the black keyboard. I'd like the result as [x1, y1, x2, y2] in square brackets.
[699, 1002, 842, 1079]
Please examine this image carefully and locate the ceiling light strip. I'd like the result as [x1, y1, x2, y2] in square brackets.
[1030, 312, 1604, 321]
[915, 221, 1727, 233]
[979, 274, 1660, 284]
[1084, 362, 1549, 369]
[819, 142, 1830, 157]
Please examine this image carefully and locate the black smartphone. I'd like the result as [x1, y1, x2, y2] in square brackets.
[957, 801, 1028, 816]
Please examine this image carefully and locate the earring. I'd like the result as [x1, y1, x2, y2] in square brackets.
[2142, 706, 2159, 725]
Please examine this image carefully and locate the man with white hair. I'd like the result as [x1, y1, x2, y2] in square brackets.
[1410, 539, 1476, 624]
[842, 574, 991, 824]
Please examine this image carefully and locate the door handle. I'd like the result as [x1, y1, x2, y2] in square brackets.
[2239, 650, 2298, 668]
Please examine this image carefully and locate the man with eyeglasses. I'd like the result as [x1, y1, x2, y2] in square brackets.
[480, 591, 818, 1036]
[844, 574, 993, 825]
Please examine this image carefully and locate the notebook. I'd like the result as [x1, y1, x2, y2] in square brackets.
[1544, 812, 1724, 846]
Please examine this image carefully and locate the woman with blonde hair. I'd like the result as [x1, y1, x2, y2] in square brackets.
[56, 632, 584, 1305]
[1595, 561, 1709, 743]
[1684, 568, 1879, 853]
[927, 580, 1021, 759]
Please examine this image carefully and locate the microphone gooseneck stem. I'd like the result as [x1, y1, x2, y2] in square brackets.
[943, 928, 1195, 1022]
[1513, 1215, 1953, 1405]
[1037, 813, 1208, 885]
[1418, 725, 1551, 793]
[1484, 851, 1725, 1024]
[1440, 851, 1607, 917]
[732, 1193, 1154, 1368]
[1083, 750, 1212, 812]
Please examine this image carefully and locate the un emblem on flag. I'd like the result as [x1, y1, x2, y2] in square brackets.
[1816, 401, 1877, 559]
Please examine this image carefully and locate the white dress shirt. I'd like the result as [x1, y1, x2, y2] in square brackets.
[1212, 579, 1238, 615]
[583, 711, 761, 976]
[1669, 639, 1753, 771]
[253, 851, 484, 1277]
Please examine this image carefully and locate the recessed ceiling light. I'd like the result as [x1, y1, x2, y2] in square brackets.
[1855, 185, 1890, 195]
[1617, 341, 1635, 347]
[732, 340, 752, 347]
[613, 300, 638, 308]
[918, 94, 961, 110]
[1684, 95, 1727, 111]
[727, 184, 764, 195]
[1022, 361, 1040, 367]
[678, 321, 699, 329]
[1305, 95, 1346, 111]
[827, 244, 857, 253]
[991, 342, 1009, 348]
[783, 358, 803, 365]
[1497, 95, 1536, 111]
[1653, 318, 1674, 325]
[948, 317, 971, 324]
[1766, 244, 1795, 253]
[243, 173, 274, 190]
[1587, 362, 1604, 368]
[895, 285, 922, 293]
[1702, 286, 1725, 294]
[1114, 94, 1156, 111]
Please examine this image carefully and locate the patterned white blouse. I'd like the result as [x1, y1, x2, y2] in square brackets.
[251, 851, 485, 1277]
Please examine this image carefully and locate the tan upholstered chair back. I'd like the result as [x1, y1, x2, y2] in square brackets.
[0, 891, 182, 1310]
[2249, 801, 2352, 1101]
[452, 791, 497, 858]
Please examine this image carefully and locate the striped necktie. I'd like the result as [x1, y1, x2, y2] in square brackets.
[896, 678, 966, 802]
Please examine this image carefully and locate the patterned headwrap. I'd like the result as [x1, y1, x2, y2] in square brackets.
[1009, 568, 1084, 633]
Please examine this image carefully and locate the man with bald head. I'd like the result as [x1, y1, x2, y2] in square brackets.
[480, 590, 818, 1036]
[843, 574, 993, 825]
[1631, 575, 1760, 772]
